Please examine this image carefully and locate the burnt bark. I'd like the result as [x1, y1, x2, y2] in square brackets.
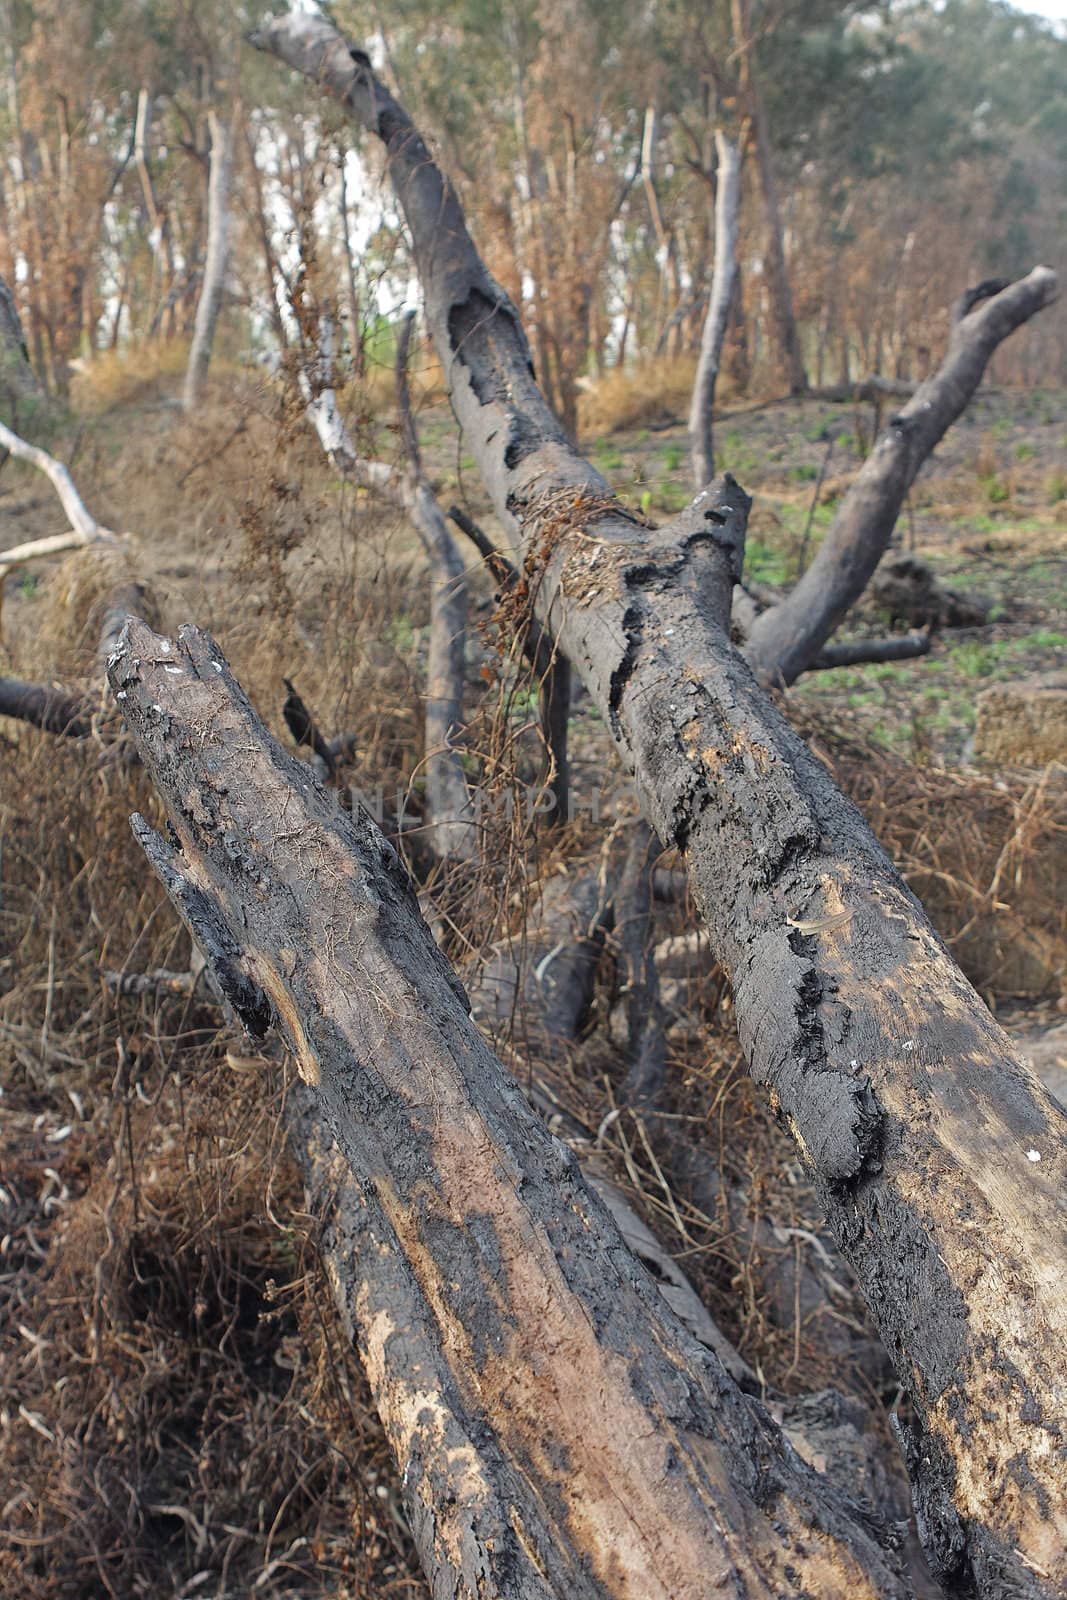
[0, 676, 93, 737]
[252, 21, 1067, 1593]
[112, 616, 915, 1600]
[291, 883, 926, 1543]
[613, 820, 669, 1110]
[282, 677, 337, 776]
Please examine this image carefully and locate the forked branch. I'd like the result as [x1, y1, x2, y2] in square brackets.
[0, 420, 121, 576]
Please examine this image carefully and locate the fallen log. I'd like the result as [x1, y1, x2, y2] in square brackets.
[112, 616, 917, 1599]
[808, 631, 931, 671]
[252, 20, 1067, 1594]
[0, 676, 94, 737]
[289, 1074, 934, 1580]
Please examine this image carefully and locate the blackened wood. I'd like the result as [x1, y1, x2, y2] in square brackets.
[282, 677, 337, 776]
[112, 615, 913, 1600]
[0, 677, 93, 737]
[808, 633, 931, 671]
[744, 269, 1057, 684]
[614, 821, 668, 1109]
[251, 22, 1067, 1592]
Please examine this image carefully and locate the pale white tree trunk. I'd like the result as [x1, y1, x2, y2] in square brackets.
[0, 419, 120, 575]
[688, 132, 741, 489]
[182, 109, 234, 412]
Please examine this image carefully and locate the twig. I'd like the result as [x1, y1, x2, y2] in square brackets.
[795, 434, 834, 579]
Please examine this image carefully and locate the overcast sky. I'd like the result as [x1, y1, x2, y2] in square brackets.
[1009, 0, 1066, 22]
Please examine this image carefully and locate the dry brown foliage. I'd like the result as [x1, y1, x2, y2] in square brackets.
[805, 713, 1067, 1003]
[2, 365, 1063, 1595]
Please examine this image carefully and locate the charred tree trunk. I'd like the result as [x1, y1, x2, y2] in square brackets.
[288, 852, 927, 1551]
[253, 22, 1067, 1593]
[744, 272, 1057, 684]
[111, 616, 918, 1600]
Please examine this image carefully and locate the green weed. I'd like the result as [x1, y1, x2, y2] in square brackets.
[980, 473, 1010, 506]
[947, 640, 1006, 679]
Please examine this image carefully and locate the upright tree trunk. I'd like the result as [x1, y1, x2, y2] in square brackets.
[245, 125, 291, 352]
[300, 310, 479, 861]
[730, 0, 806, 395]
[134, 89, 176, 337]
[641, 106, 684, 357]
[0, 266, 43, 409]
[688, 132, 741, 489]
[183, 109, 234, 412]
[336, 144, 363, 373]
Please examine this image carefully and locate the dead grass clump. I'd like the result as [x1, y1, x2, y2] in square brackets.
[68, 340, 195, 415]
[806, 711, 1067, 1001]
[577, 355, 702, 438]
[0, 1058, 427, 1599]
